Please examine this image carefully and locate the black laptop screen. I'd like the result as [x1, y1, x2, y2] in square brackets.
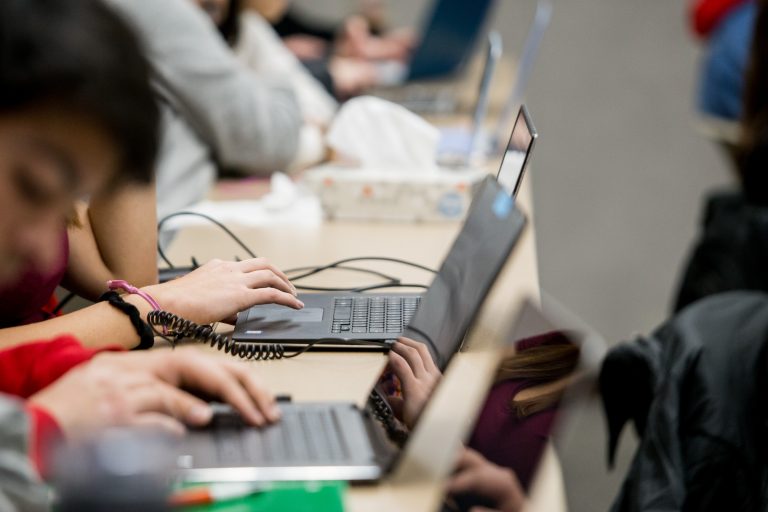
[403, 176, 526, 371]
[407, 0, 496, 81]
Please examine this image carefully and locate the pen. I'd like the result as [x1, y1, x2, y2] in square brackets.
[169, 482, 266, 507]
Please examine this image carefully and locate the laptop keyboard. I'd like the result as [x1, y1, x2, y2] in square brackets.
[212, 407, 350, 464]
[331, 296, 421, 335]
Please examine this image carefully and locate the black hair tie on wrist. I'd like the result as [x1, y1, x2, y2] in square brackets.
[98, 291, 155, 350]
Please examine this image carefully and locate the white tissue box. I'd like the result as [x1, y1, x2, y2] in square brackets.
[302, 165, 487, 222]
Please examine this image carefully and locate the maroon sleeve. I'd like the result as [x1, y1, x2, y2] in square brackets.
[0, 335, 123, 398]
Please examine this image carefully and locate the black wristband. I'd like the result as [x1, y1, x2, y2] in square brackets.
[98, 291, 155, 350]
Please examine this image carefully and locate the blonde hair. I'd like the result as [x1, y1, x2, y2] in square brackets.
[495, 337, 580, 418]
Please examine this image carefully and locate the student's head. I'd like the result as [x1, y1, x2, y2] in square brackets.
[0, 0, 159, 283]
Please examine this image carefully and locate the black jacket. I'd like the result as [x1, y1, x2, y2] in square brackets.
[601, 292, 768, 511]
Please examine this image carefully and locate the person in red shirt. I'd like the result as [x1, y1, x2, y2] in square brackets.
[0, 0, 295, 508]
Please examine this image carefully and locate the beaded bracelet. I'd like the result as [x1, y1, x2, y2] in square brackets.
[98, 291, 155, 350]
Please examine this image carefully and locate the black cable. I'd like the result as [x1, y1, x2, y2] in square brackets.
[51, 292, 76, 315]
[285, 257, 437, 282]
[157, 211, 257, 268]
[352, 283, 429, 293]
[285, 264, 402, 284]
[146, 309, 324, 360]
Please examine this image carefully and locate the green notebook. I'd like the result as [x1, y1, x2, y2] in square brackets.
[178, 481, 346, 512]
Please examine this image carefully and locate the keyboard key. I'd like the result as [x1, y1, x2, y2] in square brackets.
[333, 307, 351, 320]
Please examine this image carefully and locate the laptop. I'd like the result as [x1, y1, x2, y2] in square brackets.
[496, 105, 538, 198]
[492, 0, 553, 150]
[375, 0, 497, 87]
[176, 178, 525, 482]
[233, 176, 526, 357]
[446, 296, 605, 511]
[176, 295, 603, 487]
[437, 31, 503, 167]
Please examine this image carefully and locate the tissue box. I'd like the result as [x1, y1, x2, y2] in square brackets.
[302, 165, 487, 222]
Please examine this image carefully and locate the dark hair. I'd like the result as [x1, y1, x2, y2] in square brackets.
[737, 0, 768, 205]
[0, 0, 159, 184]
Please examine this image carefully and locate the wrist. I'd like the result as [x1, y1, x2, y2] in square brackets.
[140, 283, 177, 315]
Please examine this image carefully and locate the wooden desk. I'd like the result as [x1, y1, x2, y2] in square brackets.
[166, 179, 563, 511]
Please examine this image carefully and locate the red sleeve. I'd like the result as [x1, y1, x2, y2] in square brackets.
[690, 0, 749, 38]
[25, 404, 63, 478]
[0, 335, 123, 398]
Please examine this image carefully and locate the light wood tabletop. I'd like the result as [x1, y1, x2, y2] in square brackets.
[165, 178, 565, 511]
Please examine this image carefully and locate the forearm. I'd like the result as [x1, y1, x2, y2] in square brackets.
[0, 296, 152, 351]
[64, 185, 158, 300]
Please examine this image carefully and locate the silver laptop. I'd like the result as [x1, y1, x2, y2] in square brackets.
[497, 105, 538, 197]
[233, 176, 526, 357]
[176, 178, 525, 483]
[437, 31, 503, 166]
[176, 294, 603, 486]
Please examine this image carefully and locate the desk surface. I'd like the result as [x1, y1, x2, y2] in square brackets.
[166, 179, 562, 512]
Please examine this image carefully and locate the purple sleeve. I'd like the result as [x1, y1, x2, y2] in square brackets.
[467, 380, 558, 490]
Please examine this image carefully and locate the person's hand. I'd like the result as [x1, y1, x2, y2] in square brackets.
[143, 258, 303, 325]
[386, 336, 441, 429]
[28, 347, 281, 438]
[283, 35, 328, 60]
[329, 56, 378, 98]
[447, 448, 526, 512]
[336, 16, 413, 61]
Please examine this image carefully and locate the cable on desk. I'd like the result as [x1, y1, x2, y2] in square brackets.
[146, 310, 322, 360]
[351, 283, 429, 293]
[285, 257, 437, 282]
[285, 264, 402, 284]
[157, 211, 258, 268]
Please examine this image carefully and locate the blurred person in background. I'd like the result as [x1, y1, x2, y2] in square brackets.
[104, 0, 304, 219]
[257, 0, 414, 97]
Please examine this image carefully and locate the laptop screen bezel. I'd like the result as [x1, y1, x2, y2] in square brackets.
[496, 104, 539, 198]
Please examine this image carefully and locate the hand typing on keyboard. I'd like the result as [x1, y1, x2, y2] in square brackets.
[384, 337, 442, 429]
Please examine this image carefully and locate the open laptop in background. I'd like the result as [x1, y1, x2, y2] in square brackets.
[233, 176, 525, 361]
[375, 0, 497, 87]
[177, 178, 525, 483]
[492, 0, 553, 150]
[447, 296, 605, 511]
[372, 0, 497, 114]
[437, 31, 503, 167]
[436, 0, 552, 167]
[496, 105, 538, 197]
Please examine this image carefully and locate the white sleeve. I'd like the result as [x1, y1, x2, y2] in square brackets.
[105, 0, 302, 172]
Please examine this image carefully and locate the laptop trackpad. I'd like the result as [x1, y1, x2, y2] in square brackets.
[247, 306, 324, 323]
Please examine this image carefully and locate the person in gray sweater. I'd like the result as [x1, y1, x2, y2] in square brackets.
[105, 0, 303, 218]
[0, 399, 49, 512]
